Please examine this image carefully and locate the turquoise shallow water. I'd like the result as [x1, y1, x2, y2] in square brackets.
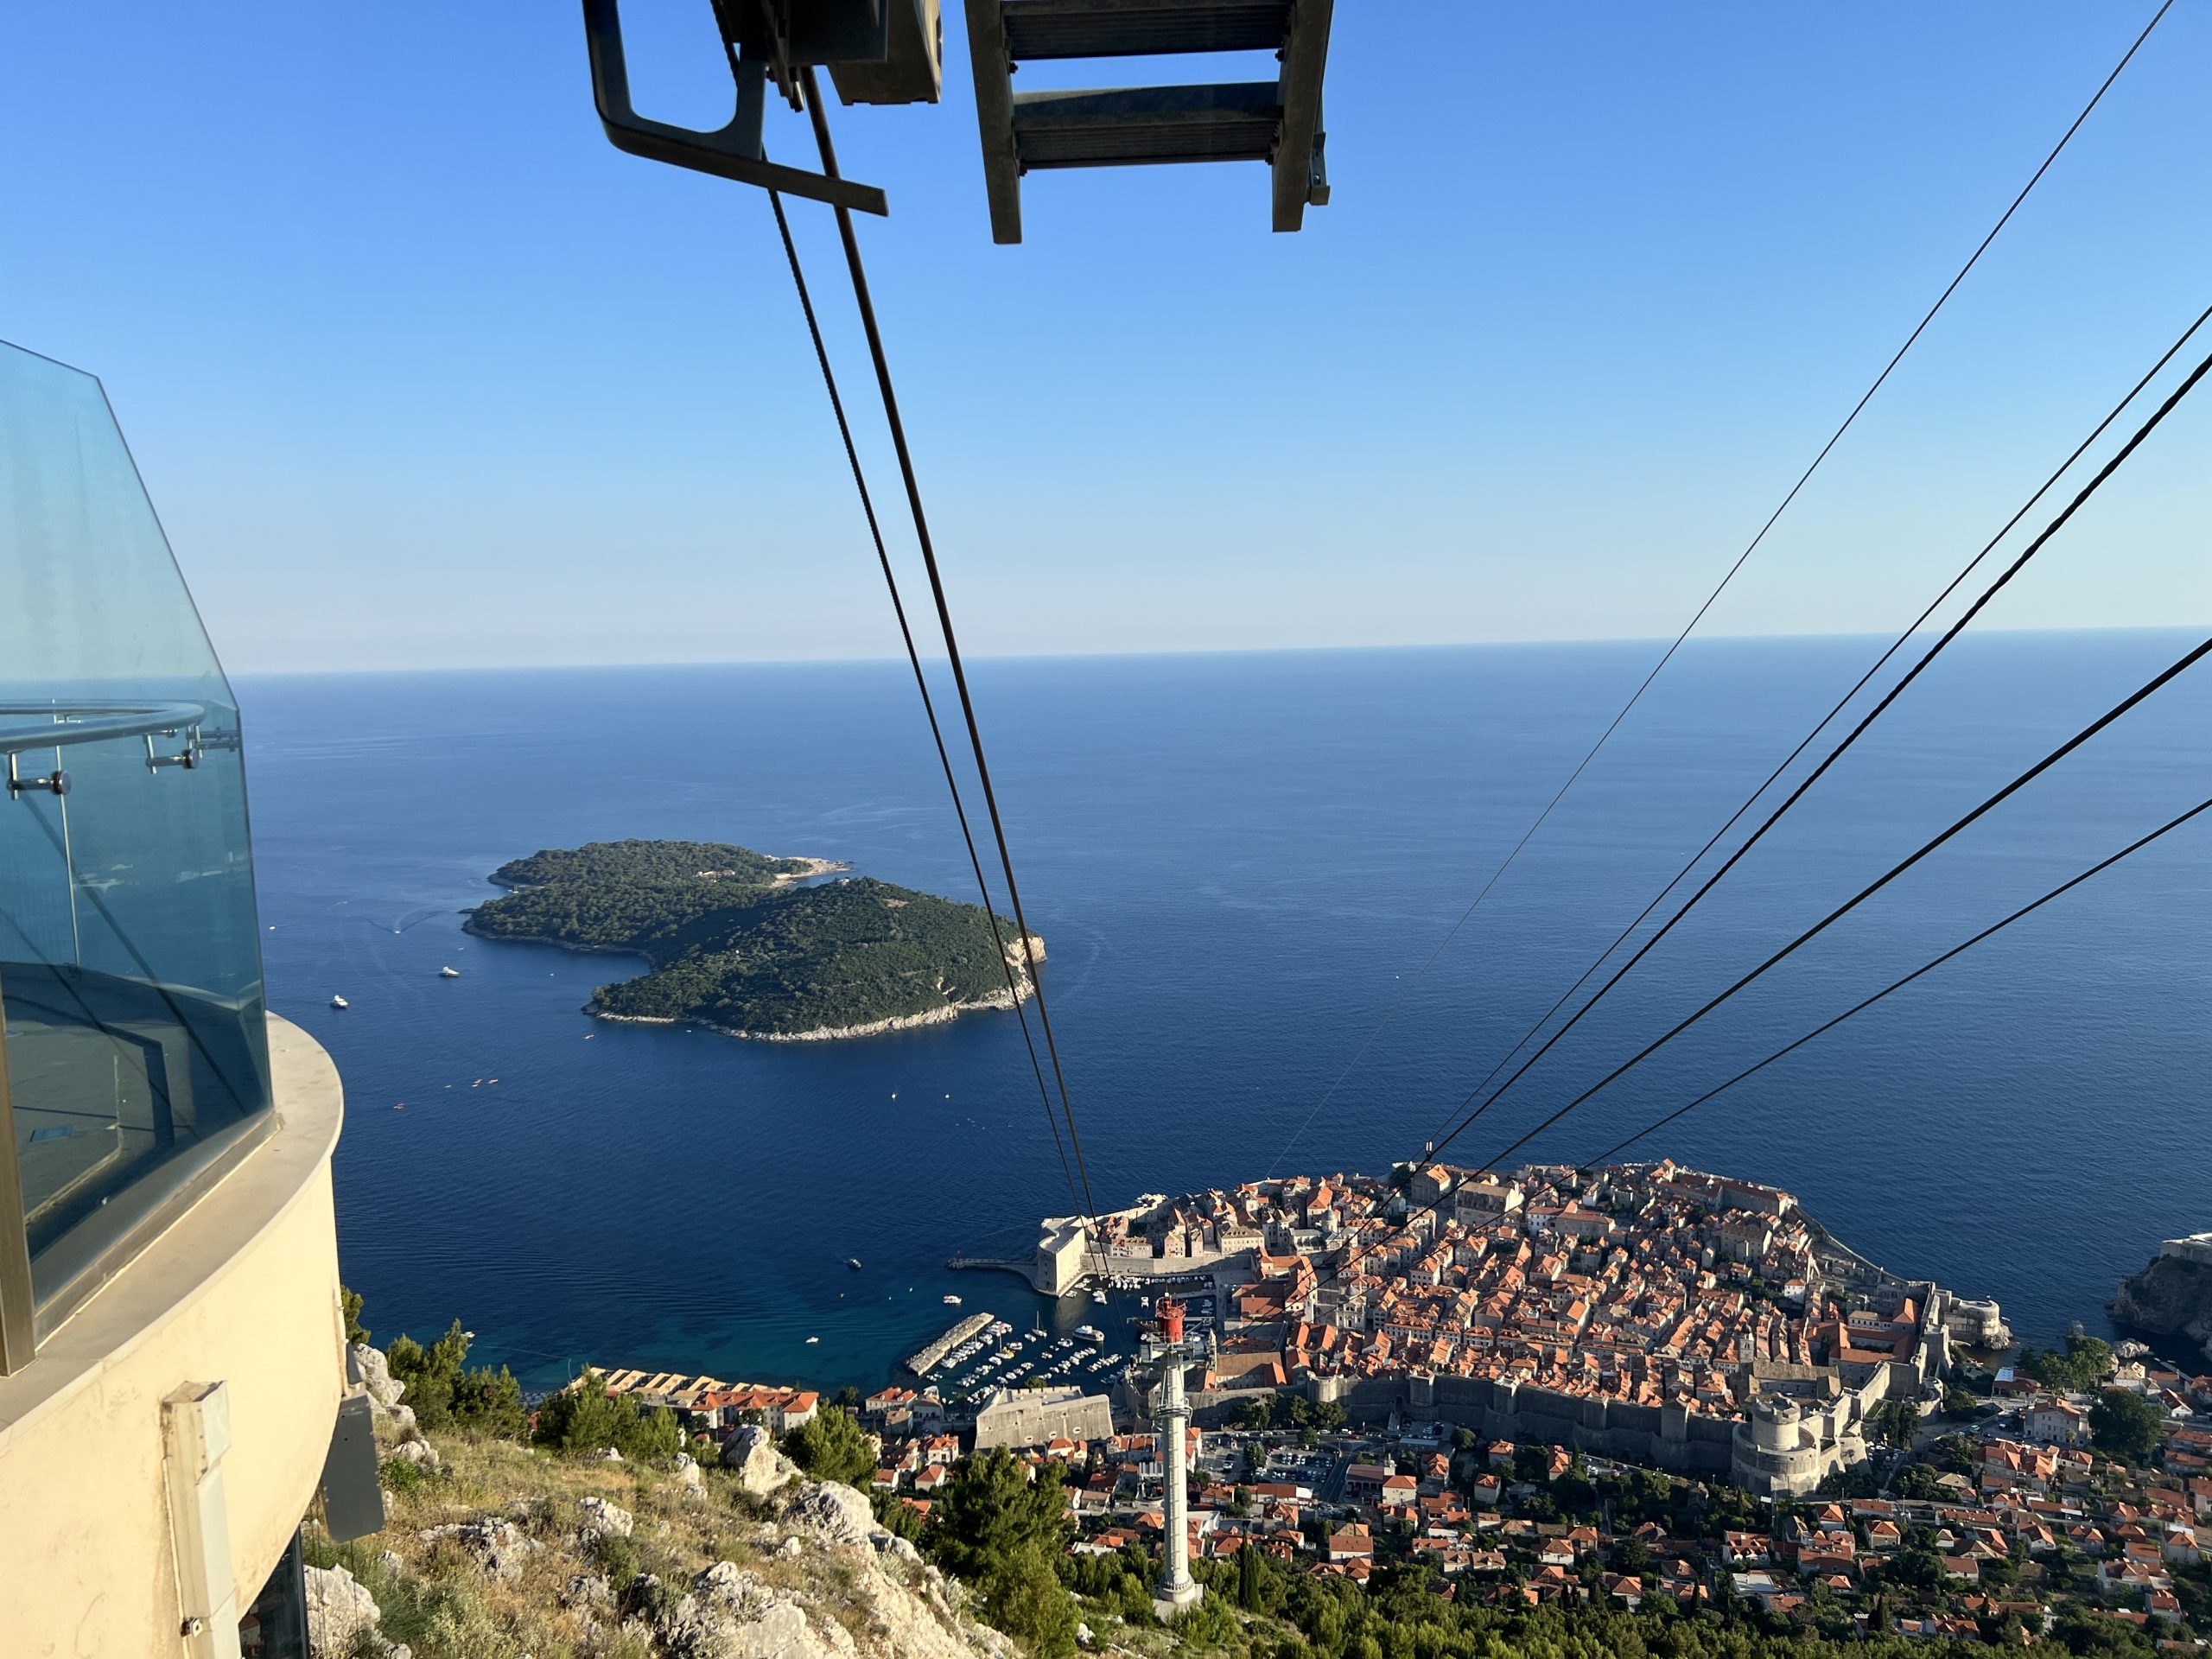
[238, 634, 2212, 1391]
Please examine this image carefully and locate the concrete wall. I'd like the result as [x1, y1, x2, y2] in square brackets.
[0, 1016, 346, 1657]
[973, 1388, 1116, 1451]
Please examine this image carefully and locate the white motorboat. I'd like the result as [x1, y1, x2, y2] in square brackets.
[943, 1294, 963, 1306]
[438, 966, 461, 978]
[329, 995, 349, 1009]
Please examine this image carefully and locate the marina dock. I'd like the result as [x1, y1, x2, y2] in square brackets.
[906, 1311, 994, 1376]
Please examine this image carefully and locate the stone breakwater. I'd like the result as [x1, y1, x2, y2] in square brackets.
[907, 1312, 995, 1376]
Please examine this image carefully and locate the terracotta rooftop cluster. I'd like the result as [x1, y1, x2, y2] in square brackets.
[1179, 1160, 1833, 1417]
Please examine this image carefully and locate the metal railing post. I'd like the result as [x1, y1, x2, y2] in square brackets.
[0, 968, 39, 1373]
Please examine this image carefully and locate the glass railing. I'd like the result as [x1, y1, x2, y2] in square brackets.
[0, 340, 272, 1365]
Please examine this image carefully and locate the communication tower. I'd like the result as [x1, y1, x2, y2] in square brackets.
[1136, 1294, 1213, 1615]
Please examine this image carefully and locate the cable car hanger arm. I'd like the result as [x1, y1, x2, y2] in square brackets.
[581, 0, 892, 215]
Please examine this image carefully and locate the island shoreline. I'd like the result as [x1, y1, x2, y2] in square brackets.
[465, 844, 1045, 1041]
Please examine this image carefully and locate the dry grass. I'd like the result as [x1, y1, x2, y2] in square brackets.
[306, 1433, 783, 1659]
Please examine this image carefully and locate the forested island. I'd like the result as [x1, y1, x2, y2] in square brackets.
[464, 838, 1044, 1039]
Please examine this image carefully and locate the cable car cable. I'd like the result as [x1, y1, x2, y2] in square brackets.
[1333, 628, 2212, 1283]
[1583, 790, 2212, 1169]
[761, 181, 1086, 1230]
[794, 67, 1107, 1242]
[1408, 301, 2212, 1160]
[1334, 764, 2212, 1285]
[1264, 0, 2175, 1179]
[1425, 339, 2212, 1154]
[1443, 630, 2212, 1179]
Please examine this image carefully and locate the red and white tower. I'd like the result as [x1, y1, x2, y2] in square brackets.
[1140, 1294, 1211, 1615]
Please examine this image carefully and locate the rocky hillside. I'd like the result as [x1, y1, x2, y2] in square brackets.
[305, 1346, 1025, 1659]
[2113, 1247, 2212, 1364]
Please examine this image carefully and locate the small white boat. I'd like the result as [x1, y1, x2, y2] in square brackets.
[805, 1336, 820, 1344]
[847, 1257, 862, 1269]
[329, 995, 349, 1009]
[1075, 1325, 1103, 1342]
[438, 966, 461, 978]
[943, 1294, 963, 1306]
[1090, 1288, 1107, 1304]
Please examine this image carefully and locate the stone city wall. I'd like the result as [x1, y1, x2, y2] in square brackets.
[1309, 1374, 1736, 1475]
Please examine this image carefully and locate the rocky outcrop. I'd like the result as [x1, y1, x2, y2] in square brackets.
[354, 1339, 429, 1450]
[316, 1347, 1024, 1659]
[575, 1494, 634, 1542]
[2113, 1247, 2212, 1363]
[354, 1342, 403, 1408]
[724, 1424, 803, 1495]
[305, 1562, 410, 1659]
[662, 1561, 828, 1659]
[784, 1481, 876, 1548]
[417, 1517, 540, 1582]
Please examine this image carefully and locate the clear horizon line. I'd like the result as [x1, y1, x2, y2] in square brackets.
[223, 620, 2208, 680]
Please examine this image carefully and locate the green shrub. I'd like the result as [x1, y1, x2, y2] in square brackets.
[380, 1454, 429, 1495]
[378, 1312, 525, 1440]
[531, 1370, 682, 1464]
[784, 1408, 876, 1487]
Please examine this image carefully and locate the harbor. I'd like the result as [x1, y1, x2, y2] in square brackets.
[902, 1317, 1131, 1408]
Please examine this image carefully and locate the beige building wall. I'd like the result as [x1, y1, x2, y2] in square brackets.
[0, 1016, 346, 1657]
[1036, 1222, 1091, 1295]
[973, 1385, 1116, 1450]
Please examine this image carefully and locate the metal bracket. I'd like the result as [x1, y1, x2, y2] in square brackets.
[582, 0, 889, 215]
[6, 756, 68, 797]
[1270, 0, 1332, 232]
[145, 729, 204, 772]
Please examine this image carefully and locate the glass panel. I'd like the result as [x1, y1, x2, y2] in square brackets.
[0, 340, 270, 1306]
[238, 1528, 310, 1659]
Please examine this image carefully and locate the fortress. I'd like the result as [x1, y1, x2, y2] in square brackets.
[2163, 1233, 2212, 1270]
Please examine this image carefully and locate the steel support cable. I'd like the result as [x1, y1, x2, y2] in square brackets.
[1449, 631, 2212, 1178]
[1336, 632, 2212, 1281]
[1584, 791, 2212, 1169]
[1264, 0, 2175, 1179]
[760, 183, 1086, 1230]
[1426, 340, 2212, 1155]
[725, 22, 1103, 1274]
[1408, 302, 2212, 1159]
[794, 67, 1107, 1245]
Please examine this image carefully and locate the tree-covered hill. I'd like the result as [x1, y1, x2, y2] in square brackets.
[489, 838, 823, 894]
[467, 839, 1040, 1038]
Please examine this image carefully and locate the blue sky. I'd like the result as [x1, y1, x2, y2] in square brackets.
[3, 2, 2207, 671]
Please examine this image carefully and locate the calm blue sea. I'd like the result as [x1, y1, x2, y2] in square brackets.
[238, 635, 2212, 1392]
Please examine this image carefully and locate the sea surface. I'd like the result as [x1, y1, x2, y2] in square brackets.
[239, 634, 2212, 1392]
